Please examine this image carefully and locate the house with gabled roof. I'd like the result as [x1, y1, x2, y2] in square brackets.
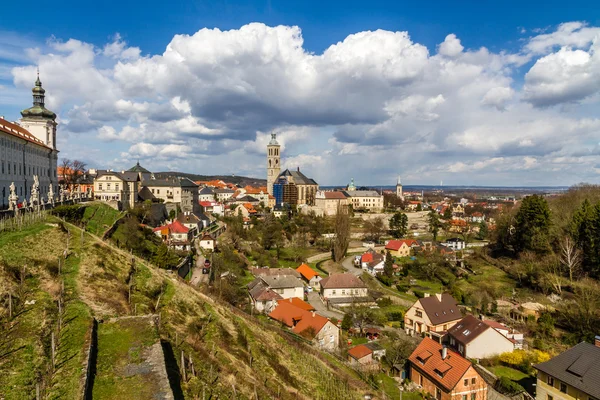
[320, 273, 372, 308]
[248, 279, 282, 313]
[408, 338, 488, 400]
[268, 301, 339, 350]
[296, 263, 322, 288]
[404, 293, 462, 340]
[533, 339, 600, 400]
[446, 315, 515, 359]
[152, 220, 192, 251]
[276, 297, 315, 312]
[386, 239, 418, 257]
[347, 344, 375, 367]
[359, 249, 385, 275]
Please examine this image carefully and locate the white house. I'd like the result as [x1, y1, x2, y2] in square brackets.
[319, 274, 371, 307]
[447, 315, 515, 359]
[442, 237, 466, 250]
[198, 234, 215, 252]
[260, 275, 304, 299]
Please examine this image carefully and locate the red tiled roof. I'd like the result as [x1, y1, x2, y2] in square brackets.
[268, 301, 305, 327]
[268, 301, 330, 339]
[199, 201, 213, 207]
[348, 344, 372, 360]
[385, 239, 418, 251]
[361, 253, 374, 263]
[280, 297, 315, 311]
[0, 118, 51, 149]
[482, 319, 508, 331]
[408, 337, 475, 391]
[323, 191, 348, 199]
[169, 220, 189, 234]
[296, 263, 319, 281]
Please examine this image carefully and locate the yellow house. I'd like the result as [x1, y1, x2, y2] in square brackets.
[385, 239, 418, 257]
[534, 339, 600, 400]
[404, 293, 463, 341]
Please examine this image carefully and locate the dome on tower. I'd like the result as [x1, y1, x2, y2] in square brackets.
[21, 73, 56, 120]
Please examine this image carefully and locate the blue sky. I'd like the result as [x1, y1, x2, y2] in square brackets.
[1, 0, 600, 185]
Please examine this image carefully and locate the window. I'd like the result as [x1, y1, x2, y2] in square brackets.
[435, 388, 442, 400]
[341, 290, 346, 295]
[547, 396, 553, 400]
[462, 395, 467, 400]
[329, 335, 334, 342]
[332, 290, 336, 295]
[471, 394, 476, 400]
[464, 379, 468, 386]
[547, 376, 554, 386]
[560, 382, 567, 393]
[415, 310, 423, 318]
[471, 378, 476, 385]
[107, 183, 111, 190]
[98, 184, 103, 191]
[115, 184, 120, 191]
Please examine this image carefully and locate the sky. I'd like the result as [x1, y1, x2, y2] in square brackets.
[1, 0, 600, 186]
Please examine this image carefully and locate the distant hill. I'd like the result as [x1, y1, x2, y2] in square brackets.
[154, 172, 267, 187]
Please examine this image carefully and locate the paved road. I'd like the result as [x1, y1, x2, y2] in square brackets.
[190, 246, 209, 286]
[306, 292, 345, 320]
[341, 255, 364, 276]
[306, 246, 384, 264]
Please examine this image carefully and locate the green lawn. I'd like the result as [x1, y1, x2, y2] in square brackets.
[82, 203, 124, 237]
[487, 365, 529, 381]
[93, 316, 164, 399]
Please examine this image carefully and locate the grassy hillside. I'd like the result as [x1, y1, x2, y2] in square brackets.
[0, 215, 370, 399]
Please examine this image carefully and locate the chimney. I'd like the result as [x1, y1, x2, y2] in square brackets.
[297, 166, 300, 172]
[436, 293, 443, 302]
[441, 346, 448, 360]
[312, 311, 315, 317]
[479, 314, 485, 321]
[595, 335, 600, 348]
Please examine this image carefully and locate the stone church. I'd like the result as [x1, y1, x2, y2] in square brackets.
[266, 133, 319, 207]
[0, 74, 59, 208]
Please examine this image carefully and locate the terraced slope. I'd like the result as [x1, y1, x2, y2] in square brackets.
[0, 216, 370, 399]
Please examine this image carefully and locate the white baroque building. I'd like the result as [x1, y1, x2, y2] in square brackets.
[0, 74, 59, 208]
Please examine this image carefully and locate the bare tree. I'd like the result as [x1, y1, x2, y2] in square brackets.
[559, 236, 582, 282]
[332, 203, 350, 262]
[59, 159, 87, 190]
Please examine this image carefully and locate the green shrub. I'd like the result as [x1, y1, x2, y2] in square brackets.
[495, 377, 525, 395]
[413, 290, 425, 299]
[396, 283, 410, 293]
[386, 311, 404, 322]
[377, 297, 393, 307]
[377, 275, 394, 286]
[52, 205, 85, 222]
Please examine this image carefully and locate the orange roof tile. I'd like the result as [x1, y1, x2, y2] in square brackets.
[296, 263, 319, 281]
[348, 344, 373, 360]
[385, 239, 418, 251]
[280, 297, 315, 311]
[408, 337, 476, 391]
[0, 118, 51, 149]
[268, 301, 330, 339]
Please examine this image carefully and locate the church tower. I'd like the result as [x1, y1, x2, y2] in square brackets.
[267, 133, 280, 195]
[396, 176, 404, 200]
[20, 72, 58, 150]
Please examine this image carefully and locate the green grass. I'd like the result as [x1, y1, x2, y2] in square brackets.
[0, 221, 93, 399]
[488, 365, 529, 381]
[82, 203, 124, 237]
[93, 317, 162, 399]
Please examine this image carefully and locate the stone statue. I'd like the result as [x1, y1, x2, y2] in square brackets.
[59, 185, 65, 203]
[30, 175, 40, 208]
[8, 182, 18, 211]
[48, 185, 55, 205]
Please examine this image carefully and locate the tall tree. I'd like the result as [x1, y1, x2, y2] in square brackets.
[443, 206, 453, 220]
[332, 203, 350, 262]
[559, 236, 582, 282]
[389, 211, 408, 238]
[570, 199, 600, 276]
[476, 221, 489, 240]
[59, 158, 87, 190]
[383, 250, 394, 278]
[513, 194, 551, 253]
[428, 209, 441, 241]
[364, 216, 385, 243]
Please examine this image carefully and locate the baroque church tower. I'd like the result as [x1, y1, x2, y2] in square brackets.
[20, 72, 58, 150]
[266, 133, 280, 195]
[396, 176, 404, 200]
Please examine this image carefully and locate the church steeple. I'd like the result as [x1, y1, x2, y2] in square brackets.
[21, 71, 56, 121]
[267, 132, 281, 196]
